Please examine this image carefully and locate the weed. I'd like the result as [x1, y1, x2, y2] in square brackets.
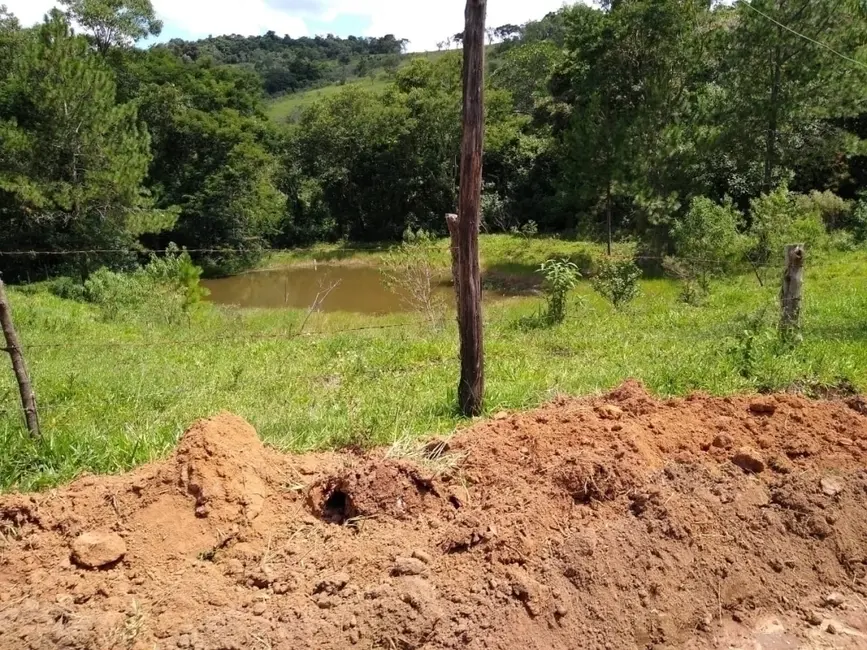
[591, 257, 642, 309]
[539, 258, 580, 324]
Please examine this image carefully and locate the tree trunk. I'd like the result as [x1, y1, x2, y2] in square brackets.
[456, 0, 486, 417]
[606, 178, 613, 256]
[764, 37, 783, 192]
[780, 244, 805, 333]
[0, 276, 41, 439]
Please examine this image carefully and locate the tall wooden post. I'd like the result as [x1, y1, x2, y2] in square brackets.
[0, 275, 41, 439]
[445, 214, 461, 316]
[780, 244, 805, 333]
[456, 0, 486, 416]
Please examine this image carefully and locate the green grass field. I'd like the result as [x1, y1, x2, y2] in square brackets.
[266, 76, 391, 123]
[2, 236, 866, 492]
[265, 51, 450, 124]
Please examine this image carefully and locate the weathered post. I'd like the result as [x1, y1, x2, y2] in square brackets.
[456, 0, 486, 416]
[780, 244, 805, 334]
[0, 275, 41, 439]
[445, 213, 461, 316]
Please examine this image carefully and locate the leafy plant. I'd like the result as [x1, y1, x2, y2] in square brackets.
[748, 184, 827, 282]
[591, 257, 641, 309]
[667, 196, 746, 303]
[539, 258, 580, 324]
[68, 246, 207, 323]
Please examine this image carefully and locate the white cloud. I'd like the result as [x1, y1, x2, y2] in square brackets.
[4, 0, 575, 50]
[151, 0, 306, 39]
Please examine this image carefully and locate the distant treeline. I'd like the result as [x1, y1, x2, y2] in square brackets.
[163, 32, 408, 95]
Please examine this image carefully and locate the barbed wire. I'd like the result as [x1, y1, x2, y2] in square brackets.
[0, 246, 773, 268]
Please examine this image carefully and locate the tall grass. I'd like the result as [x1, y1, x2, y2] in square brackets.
[1, 242, 865, 492]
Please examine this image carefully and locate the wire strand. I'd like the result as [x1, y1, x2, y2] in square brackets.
[740, 1, 867, 71]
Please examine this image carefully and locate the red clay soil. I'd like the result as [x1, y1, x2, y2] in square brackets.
[2, 381, 867, 650]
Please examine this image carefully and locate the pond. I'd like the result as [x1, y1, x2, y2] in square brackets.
[202, 264, 458, 314]
[202, 264, 527, 314]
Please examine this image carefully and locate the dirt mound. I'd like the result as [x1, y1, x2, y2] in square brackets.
[2, 385, 867, 650]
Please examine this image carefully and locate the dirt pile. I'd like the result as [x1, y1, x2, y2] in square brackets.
[1, 382, 867, 650]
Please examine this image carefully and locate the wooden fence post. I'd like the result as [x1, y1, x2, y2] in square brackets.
[780, 244, 805, 333]
[456, 0, 486, 417]
[0, 275, 41, 439]
[445, 213, 461, 316]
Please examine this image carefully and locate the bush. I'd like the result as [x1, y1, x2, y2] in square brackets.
[380, 229, 447, 323]
[853, 197, 867, 243]
[591, 257, 641, 309]
[539, 258, 580, 324]
[668, 196, 746, 301]
[748, 184, 827, 279]
[56, 246, 208, 323]
[793, 190, 852, 230]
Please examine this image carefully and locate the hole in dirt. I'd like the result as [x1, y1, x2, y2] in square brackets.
[322, 490, 356, 525]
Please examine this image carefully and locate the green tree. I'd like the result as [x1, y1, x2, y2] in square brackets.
[723, 0, 867, 192]
[553, 1, 704, 251]
[60, 0, 162, 53]
[0, 13, 162, 278]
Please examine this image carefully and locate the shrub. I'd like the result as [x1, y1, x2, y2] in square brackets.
[58, 246, 208, 323]
[591, 257, 641, 309]
[539, 258, 580, 324]
[793, 190, 851, 230]
[853, 197, 867, 243]
[668, 196, 746, 301]
[748, 184, 827, 280]
[380, 229, 447, 323]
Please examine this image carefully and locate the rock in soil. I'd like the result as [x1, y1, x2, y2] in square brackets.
[820, 476, 845, 497]
[732, 447, 766, 473]
[391, 557, 427, 576]
[70, 531, 126, 569]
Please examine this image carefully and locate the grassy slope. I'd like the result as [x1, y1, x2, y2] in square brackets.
[265, 50, 450, 124]
[2, 236, 866, 491]
[266, 76, 391, 123]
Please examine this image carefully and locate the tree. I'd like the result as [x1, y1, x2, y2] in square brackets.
[60, 0, 162, 53]
[723, 0, 867, 192]
[0, 13, 162, 278]
[495, 40, 562, 114]
[494, 24, 521, 41]
[552, 0, 705, 250]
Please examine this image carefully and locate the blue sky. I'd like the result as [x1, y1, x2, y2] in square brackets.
[6, 0, 572, 52]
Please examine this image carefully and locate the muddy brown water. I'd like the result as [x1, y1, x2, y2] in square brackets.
[202, 264, 515, 314]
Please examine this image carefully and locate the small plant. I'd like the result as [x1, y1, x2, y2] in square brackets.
[591, 257, 641, 309]
[728, 307, 775, 380]
[509, 220, 539, 239]
[539, 258, 580, 324]
[668, 195, 746, 302]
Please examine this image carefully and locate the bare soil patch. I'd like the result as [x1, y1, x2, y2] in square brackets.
[2, 381, 867, 649]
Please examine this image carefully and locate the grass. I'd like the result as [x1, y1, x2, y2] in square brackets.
[264, 50, 451, 124]
[266, 76, 391, 124]
[1, 236, 866, 492]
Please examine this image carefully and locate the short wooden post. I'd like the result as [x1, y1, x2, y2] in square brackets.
[780, 244, 805, 333]
[456, 0, 486, 417]
[445, 213, 461, 316]
[0, 275, 41, 439]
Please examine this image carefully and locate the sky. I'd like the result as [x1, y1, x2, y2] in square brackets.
[4, 0, 574, 51]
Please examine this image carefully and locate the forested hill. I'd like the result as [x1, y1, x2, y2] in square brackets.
[162, 32, 409, 95]
[1, 0, 866, 282]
